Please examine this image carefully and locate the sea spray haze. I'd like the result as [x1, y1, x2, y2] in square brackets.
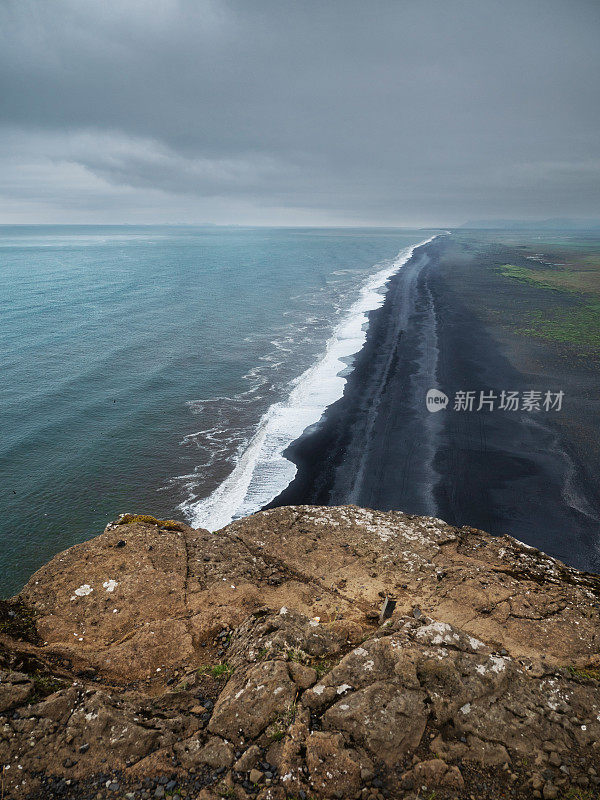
[0, 224, 432, 596]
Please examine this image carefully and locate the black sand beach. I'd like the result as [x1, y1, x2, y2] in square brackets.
[269, 233, 600, 573]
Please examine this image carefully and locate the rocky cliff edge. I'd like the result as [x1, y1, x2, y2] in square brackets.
[1, 505, 599, 800]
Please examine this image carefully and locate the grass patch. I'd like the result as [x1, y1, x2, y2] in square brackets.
[516, 304, 600, 352]
[560, 789, 598, 800]
[117, 514, 184, 531]
[567, 665, 600, 683]
[0, 599, 40, 644]
[30, 674, 64, 701]
[497, 260, 600, 295]
[199, 662, 233, 680]
[498, 264, 571, 292]
[496, 262, 600, 354]
[266, 700, 298, 741]
[286, 648, 306, 663]
[312, 658, 334, 679]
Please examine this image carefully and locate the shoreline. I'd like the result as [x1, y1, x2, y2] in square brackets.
[185, 234, 439, 531]
[268, 234, 600, 573]
[266, 236, 444, 513]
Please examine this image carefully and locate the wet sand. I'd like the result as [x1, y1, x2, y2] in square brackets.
[269, 234, 600, 572]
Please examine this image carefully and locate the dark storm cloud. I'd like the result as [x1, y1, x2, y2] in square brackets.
[0, 0, 599, 224]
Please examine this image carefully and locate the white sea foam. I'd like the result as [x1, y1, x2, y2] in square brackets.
[181, 235, 439, 531]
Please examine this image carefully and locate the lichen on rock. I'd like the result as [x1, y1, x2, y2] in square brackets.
[0, 504, 599, 799]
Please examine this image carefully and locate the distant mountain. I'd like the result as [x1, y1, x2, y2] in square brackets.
[460, 218, 600, 230]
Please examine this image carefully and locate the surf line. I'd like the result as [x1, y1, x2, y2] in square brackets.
[182, 234, 444, 531]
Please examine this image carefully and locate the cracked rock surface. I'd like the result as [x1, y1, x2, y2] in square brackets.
[1, 505, 599, 799]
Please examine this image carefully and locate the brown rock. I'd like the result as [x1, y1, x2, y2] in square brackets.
[306, 732, 361, 799]
[272, 716, 310, 793]
[17, 505, 600, 685]
[414, 758, 451, 785]
[444, 764, 465, 789]
[288, 661, 317, 689]
[532, 774, 544, 790]
[249, 768, 263, 784]
[256, 788, 286, 800]
[228, 608, 348, 668]
[1, 504, 599, 800]
[0, 672, 33, 712]
[322, 682, 427, 764]
[208, 660, 295, 744]
[233, 744, 262, 772]
[543, 783, 559, 800]
[402, 758, 465, 790]
[197, 736, 234, 769]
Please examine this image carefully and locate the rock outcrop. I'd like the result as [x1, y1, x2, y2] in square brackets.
[1, 506, 599, 800]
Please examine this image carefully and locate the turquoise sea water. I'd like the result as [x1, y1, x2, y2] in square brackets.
[0, 225, 432, 596]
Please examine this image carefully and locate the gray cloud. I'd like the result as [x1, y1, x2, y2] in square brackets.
[0, 0, 599, 224]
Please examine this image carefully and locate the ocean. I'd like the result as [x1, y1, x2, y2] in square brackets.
[0, 225, 434, 596]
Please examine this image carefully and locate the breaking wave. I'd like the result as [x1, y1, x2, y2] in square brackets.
[180, 236, 438, 530]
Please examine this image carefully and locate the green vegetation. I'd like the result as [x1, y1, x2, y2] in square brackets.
[267, 700, 298, 741]
[567, 664, 600, 683]
[30, 674, 65, 701]
[117, 513, 184, 530]
[286, 648, 306, 663]
[498, 261, 600, 295]
[516, 304, 600, 352]
[199, 662, 234, 680]
[0, 599, 40, 643]
[496, 254, 600, 354]
[312, 658, 334, 679]
[560, 789, 598, 800]
[268, 726, 285, 742]
[498, 264, 570, 291]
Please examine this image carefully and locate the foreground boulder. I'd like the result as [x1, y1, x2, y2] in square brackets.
[0, 505, 599, 799]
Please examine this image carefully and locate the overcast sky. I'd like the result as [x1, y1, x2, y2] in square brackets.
[0, 0, 599, 226]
